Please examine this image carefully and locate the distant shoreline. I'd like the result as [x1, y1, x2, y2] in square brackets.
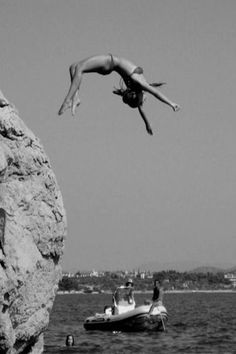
[57, 289, 236, 295]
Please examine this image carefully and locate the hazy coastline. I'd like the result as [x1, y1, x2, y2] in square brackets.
[57, 289, 236, 295]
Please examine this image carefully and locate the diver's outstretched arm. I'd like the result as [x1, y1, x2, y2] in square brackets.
[132, 74, 180, 111]
[138, 106, 153, 136]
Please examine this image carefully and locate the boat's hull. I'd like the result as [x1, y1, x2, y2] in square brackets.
[84, 305, 168, 332]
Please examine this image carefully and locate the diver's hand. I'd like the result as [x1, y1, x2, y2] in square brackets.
[172, 103, 180, 112]
[146, 125, 153, 136]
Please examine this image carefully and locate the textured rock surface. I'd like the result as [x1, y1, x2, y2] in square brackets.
[0, 91, 66, 353]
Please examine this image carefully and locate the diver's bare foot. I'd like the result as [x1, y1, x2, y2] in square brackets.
[72, 100, 81, 116]
[72, 92, 81, 116]
[58, 100, 71, 115]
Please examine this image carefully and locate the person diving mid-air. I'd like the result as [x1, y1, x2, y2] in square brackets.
[58, 54, 180, 135]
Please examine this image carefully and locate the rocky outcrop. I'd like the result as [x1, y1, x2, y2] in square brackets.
[0, 91, 66, 353]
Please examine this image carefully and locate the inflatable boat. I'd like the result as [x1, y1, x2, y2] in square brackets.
[84, 287, 168, 332]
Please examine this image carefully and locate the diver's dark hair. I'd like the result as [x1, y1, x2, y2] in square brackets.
[122, 89, 141, 108]
[113, 87, 142, 109]
[112, 78, 141, 108]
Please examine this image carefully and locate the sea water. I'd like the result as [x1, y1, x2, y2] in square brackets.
[44, 292, 236, 354]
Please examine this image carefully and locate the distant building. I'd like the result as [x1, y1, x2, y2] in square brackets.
[90, 270, 99, 277]
[224, 273, 236, 287]
[62, 272, 75, 278]
[183, 282, 189, 289]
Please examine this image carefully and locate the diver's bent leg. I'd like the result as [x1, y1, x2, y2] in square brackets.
[70, 65, 81, 115]
[58, 65, 76, 115]
[69, 64, 77, 81]
[71, 91, 81, 116]
[58, 70, 83, 115]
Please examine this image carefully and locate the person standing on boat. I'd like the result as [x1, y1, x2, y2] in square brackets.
[152, 279, 164, 304]
[125, 278, 135, 305]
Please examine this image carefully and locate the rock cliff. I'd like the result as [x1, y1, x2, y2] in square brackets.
[0, 91, 66, 353]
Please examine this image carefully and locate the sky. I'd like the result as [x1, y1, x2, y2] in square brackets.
[0, 0, 236, 271]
